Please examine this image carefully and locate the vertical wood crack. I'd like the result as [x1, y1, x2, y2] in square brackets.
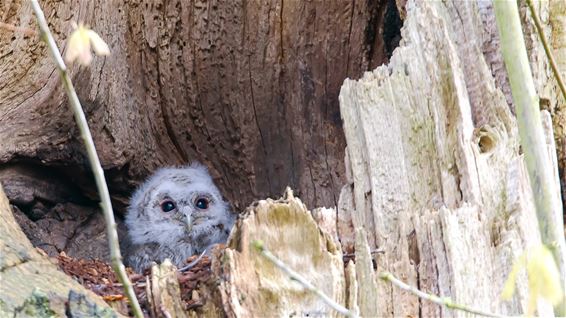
[247, 55, 272, 192]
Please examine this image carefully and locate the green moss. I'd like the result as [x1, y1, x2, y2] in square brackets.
[0, 298, 9, 316]
[14, 289, 56, 318]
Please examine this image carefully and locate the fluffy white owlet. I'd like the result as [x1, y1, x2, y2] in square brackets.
[124, 163, 235, 272]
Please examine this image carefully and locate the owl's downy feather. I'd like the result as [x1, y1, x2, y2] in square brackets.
[124, 163, 235, 272]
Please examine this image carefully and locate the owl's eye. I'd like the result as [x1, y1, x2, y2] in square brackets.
[195, 197, 209, 210]
[160, 200, 176, 212]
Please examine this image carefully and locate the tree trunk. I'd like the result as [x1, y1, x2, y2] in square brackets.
[0, 0, 393, 260]
[0, 0, 564, 317]
[337, 1, 563, 316]
[0, 0, 391, 211]
[0, 0, 393, 314]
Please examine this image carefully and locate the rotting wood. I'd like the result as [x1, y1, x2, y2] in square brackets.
[0, 0, 394, 272]
[338, 1, 562, 316]
[0, 0, 391, 213]
[217, 189, 348, 317]
[0, 0, 564, 317]
[148, 260, 188, 318]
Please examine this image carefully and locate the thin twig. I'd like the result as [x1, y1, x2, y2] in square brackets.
[525, 0, 566, 104]
[178, 249, 207, 272]
[379, 272, 506, 318]
[29, 1, 143, 317]
[252, 240, 358, 318]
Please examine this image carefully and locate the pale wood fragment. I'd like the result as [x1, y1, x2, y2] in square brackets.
[337, 184, 356, 254]
[219, 190, 346, 317]
[148, 260, 188, 318]
[353, 228, 382, 317]
[344, 260, 359, 316]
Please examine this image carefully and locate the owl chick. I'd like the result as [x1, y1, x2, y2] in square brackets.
[124, 163, 235, 273]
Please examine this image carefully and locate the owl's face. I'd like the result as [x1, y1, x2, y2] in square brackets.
[125, 164, 235, 253]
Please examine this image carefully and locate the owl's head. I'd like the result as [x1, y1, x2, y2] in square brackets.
[125, 163, 235, 253]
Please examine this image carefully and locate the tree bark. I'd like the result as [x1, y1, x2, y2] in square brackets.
[337, 1, 563, 316]
[0, 0, 390, 212]
[188, 2, 565, 317]
[0, 0, 395, 260]
[1, 0, 564, 317]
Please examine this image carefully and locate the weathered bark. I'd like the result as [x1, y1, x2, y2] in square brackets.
[488, 0, 566, 220]
[219, 189, 346, 317]
[182, 4, 566, 314]
[0, 0, 400, 262]
[337, 1, 563, 316]
[1, 0, 564, 317]
[0, 0, 393, 213]
[0, 184, 119, 317]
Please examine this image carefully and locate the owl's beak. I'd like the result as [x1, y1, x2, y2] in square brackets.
[185, 214, 192, 232]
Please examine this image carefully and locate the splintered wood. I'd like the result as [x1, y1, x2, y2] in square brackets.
[55, 250, 214, 317]
[218, 189, 349, 317]
[338, 1, 561, 317]
[1, 1, 564, 317]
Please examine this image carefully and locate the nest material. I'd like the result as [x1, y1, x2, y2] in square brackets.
[55, 251, 214, 317]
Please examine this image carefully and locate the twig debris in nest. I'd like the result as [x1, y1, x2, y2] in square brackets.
[54, 251, 214, 315]
[176, 254, 212, 310]
[56, 252, 126, 299]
